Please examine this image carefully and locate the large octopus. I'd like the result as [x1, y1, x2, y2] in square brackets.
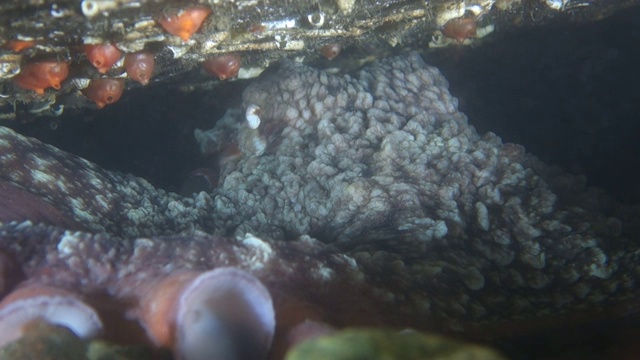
[0, 53, 638, 359]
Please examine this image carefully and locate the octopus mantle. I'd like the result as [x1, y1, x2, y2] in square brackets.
[0, 53, 639, 357]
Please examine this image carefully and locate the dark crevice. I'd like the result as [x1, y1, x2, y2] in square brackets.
[427, 7, 640, 203]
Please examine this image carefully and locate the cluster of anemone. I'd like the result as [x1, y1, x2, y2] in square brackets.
[6, 5, 244, 110]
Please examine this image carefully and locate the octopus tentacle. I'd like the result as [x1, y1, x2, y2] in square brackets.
[0, 127, 212, 238]
[0, 285, 103, 348]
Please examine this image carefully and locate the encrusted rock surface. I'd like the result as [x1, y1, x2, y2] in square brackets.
[0, 0, 637, 117]
[285, 328, 507, 360]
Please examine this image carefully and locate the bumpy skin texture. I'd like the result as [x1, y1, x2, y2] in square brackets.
[223, 53, 467, 241]
[207, 53, 640, 323]
[0, 54, 639, 332]
[0, 126, 212, 238]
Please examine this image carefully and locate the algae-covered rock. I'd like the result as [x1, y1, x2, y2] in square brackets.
[0, 320, 163, 360]
[285, 328, 507, 360]
[86, 341, 167, 360]
[0, 321, 87, 360]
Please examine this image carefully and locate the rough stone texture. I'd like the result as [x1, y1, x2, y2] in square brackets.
[0, 321, 87, 360]
[0, 53, 639, 330]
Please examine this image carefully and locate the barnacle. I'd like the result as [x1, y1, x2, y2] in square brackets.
[13, 61, 69, 95]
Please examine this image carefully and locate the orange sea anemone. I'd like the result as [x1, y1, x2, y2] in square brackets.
[158, 6, 211, 42]
[13, 61, 69, 95]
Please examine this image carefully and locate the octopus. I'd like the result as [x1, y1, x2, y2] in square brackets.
[0, 52, 639, 359]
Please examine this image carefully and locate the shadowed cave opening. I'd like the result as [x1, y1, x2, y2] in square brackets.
[1, 6, 638, 204]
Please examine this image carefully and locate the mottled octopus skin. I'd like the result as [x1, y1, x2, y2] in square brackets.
[0, 126, 203, 237]
[0, 53, 640, 340]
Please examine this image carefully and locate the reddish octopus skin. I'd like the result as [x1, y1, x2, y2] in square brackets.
[203, 55, 241, 80]
[443, 17, 477, 43]
[13, 61, 69, 95]
[124, 51, 155, 86]
[0, 180, 84, 231]
[0, 224, 390, 360]
[0, 285, 103, 348]
[158, 6, 211, 42]
[81, 78, 125, 108]
[84, 43, 122, 74]
[0, 250, 22, 298]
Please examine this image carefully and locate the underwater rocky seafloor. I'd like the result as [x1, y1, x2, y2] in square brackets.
[0, 5, 639, 360]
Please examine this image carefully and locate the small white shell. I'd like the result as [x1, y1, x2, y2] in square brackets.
[545, 0, 567, 10]
[81, 0, 118, 18]
[307, 12, 325, 28]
